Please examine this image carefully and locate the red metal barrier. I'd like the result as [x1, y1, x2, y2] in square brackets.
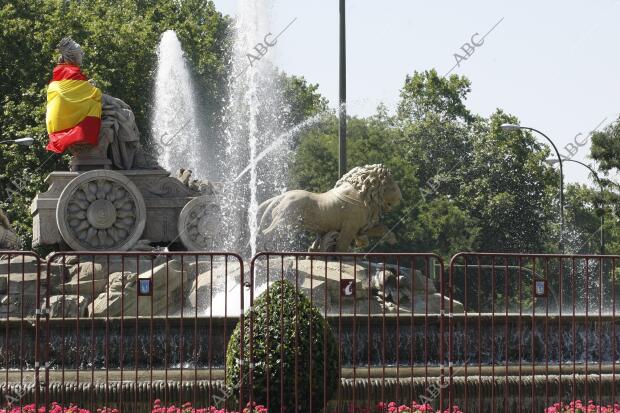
[37, 251, 244, 413]
[447, 253, 620, 412]
[3, 250, 619, 412]
[0, 250, 42, 410]
[248, 252, 446, 413]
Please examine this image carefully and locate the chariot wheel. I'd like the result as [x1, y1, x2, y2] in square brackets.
[178, 195, 221, 251]
[56, 170, 146, 251]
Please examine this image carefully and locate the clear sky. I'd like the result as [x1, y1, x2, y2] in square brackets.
[212, 0, 620, 186]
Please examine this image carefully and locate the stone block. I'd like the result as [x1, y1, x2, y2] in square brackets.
[49, 294, 88, 318]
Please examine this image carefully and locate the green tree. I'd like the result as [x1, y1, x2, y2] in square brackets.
[290, 116, 339, 192]
[589, 117, 620, 250]
[408, 196, 480, 258]
[396, 70, 475, 195]
[397, 69, 474, 124]
[279, 73, 329, 131]
[561, 180, 620, 255]
[291, 71, 559, 257]
[591, 117, 620, 172]
[458, 111, 557, 252]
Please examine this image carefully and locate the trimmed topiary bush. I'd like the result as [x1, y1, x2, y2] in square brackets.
[226, 280, 339, 413]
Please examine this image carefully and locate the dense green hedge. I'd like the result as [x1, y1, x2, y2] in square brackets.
[226, 280, 339, 413]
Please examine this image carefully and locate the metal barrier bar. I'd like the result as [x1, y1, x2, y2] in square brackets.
[0, 251, 42, 411]
[4, 250, 620, 412]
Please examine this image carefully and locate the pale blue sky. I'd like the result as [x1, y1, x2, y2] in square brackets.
[212, 0, 620, 186]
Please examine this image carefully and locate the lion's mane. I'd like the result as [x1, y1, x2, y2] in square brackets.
[334, 164, 395, 224]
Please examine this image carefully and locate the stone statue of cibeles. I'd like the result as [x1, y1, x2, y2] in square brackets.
[32, 37, 217, 252]
[51, 37, 157, 171]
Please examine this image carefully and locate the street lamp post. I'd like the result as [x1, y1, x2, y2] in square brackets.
[501, 123, 565, 253]
[547, 158, 605, 255]
[0, 138, 34, 146]
[338, 0, 347, 177]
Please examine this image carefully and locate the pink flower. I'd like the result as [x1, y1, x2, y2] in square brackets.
[546, 401, 620, 413]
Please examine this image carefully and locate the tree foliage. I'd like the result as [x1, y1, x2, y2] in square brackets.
[581, 117, 620, 254]
[291, 70, 563, 258]
[459, 111, 556, 252]
[591, 119, 620, 172]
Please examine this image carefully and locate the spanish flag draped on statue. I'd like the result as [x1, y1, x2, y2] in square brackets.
[45, 64, 102, 153]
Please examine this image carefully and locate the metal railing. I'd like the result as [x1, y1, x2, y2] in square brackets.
[447, 253, 620, 412]
[1, 250, 619, 412]
[248, 252, 446, 413]
[0, 251, 42, 410]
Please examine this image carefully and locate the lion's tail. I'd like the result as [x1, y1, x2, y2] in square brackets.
[257, 194, 283, 235]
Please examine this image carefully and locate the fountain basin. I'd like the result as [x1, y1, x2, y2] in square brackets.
[2, 314, 619, 369]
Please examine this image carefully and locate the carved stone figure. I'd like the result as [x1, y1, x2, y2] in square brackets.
[34, 37, 219, 252]
[177, 168, 216, 194]
[46, 37, 156, 171]
[257, 164, 402, 252]
[0, 210, 21, 250]
[70, 94, 159, 171]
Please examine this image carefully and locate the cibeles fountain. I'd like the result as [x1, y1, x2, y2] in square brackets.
[27, 146, 454, 317]
[0, 13, 461, 409]
[20, 26, 456, 319]
[3, 6, 615, 413]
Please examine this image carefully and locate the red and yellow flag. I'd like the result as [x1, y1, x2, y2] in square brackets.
[45, 64, 102, 153]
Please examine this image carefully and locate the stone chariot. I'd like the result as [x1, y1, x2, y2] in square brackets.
[31, 148, 220, 252]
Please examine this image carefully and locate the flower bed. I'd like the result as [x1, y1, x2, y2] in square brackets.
[150, 400, 463, 413]
[0, 404, 117, 413]
[358, 402, 463, 413]
[151, 401, 268, 413]
[0, 402, 264, 413]
[1, 401, 463, 413]
[9, 398, 620, 412]
[546, 401, 620, 412]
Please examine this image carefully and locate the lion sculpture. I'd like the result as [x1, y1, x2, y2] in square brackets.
[257, 164, 402, 252]
[0, 209, 21, 250]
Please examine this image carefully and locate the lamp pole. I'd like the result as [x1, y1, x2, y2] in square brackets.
[338, 0, 347, 177]
[0, 138, 34, 146]
[501, 124, 564, 253]
[548, 158, 605, 255]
